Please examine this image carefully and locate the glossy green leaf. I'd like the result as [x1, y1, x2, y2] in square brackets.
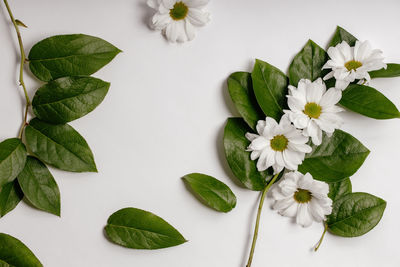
[329, 26, 357, 47]
[0, 233, 42, 267]
[105, 208, 187, 249]
[298, 130, 369, 182]
[182, 173, 236, 212]
[29, 34, 121, 81]
[327, 192, 386, 237]
[223, 118, 271, 191]
[340, 84, 400, 119]
[370, 63, 400, 78]
[251, 59, 288, 121]
[0, 138, 27, 187]
[32, 76, 110, 124]
[227, 72, 264, 130]
[25, 118, 97, 172]
[0, 181, 23, 218]
[17, 157, 60, 216]
[328, 178, 352, 202]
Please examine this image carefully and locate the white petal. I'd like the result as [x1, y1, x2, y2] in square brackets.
[245, 133, 259, 142]
[273, 197, 295, 211]
[275, 151, 285, 168]
[306, 81, 324, 103]
[309, 199, 325, 222]
[249, 136, 268, 151]
[256, 120, 266, 135]
[147, 0, 161, 9]
[151, 13, 172, 30]
[319, 88, 342, 107]
[183, 0, 209, 8]
[185, 21, 196, 41]
[298, 173, 313, 190]
[296, 203, 313, 227]
[279, 201, 299, 217]
[335, 79, 350, 90]
[187, 8, 210, 26]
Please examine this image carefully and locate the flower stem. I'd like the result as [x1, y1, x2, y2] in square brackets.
[246, 172, 280, 267]
[314, 221, 328, 251]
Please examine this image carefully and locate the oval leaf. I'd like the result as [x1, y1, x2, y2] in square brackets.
[25, 118, 97, 172]
[298, 130, 369, 182]
[0, 181, 23, 218]
[17, 157, 60, 216]
[329, 26, 357, 47]
[29, 34, 121, 81]
[32, 76, 110, 124]
[328, 178, 352, 202]
[182, 173, 236, 212]
[370, 63, 400, 78]
[340, 84, 400, 119]
[327, 192, 386, 237]
[0, 138, 27, 187]
[105, 208, 187, 249]
[0, 233, 42, 267]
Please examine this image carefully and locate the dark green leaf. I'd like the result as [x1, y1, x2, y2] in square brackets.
[223, 118, 270, 191]
[370, 63, 400, 78]
[0, 233, 42, 266]
[227, 72, 264, 130]
[340, 84, 400, 119]
[17, 157, 60, 216]
[251, 59, 288, 121]
[0, 138, 27, 187]
[329, 26, 357, 47]
[182, 173, 236, 212]
[25, 118, 97, 172]
[32, 76, 110, 124]
[298, 130, 369, 182]
[105, 208, 187, 249]
[328, 178, 352, 202]
[327, 192, 386, 237]
[28, 34, 121, 81]
[0, 181, 23, 218]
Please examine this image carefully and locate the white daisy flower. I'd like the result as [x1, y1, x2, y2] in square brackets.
[147, 0, 210, 43]
[245, 115, 312, 174]
[322, 40, 387, 90]
[271, 171, 332, 227]
[284, 78, 343, 146]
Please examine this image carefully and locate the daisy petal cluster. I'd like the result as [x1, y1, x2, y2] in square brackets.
[147, 0, 210, 43]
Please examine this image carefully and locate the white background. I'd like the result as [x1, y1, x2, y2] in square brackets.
[1, 0, 400, 266]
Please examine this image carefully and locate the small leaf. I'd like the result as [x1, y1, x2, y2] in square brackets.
[17, 157, 61, 216]
[251, 59, 288, 121]
[340, 84, 400, 119]
[329, 26, 357, 47]
[370, 63, 400, 78]
[328, 178, 352, 202]
[227, 72, 264, 130]
[28, 34, 121, 81]
[15, 19, 27, 28]
[327, 192, 386, 237]
[182, 173, 236, 212]
[0, 181, 23, 218]
[0, 233, 43, 266]
[298, 130, 369, 182]
[105, 208, 187, 249]
[25, 118, 97, 172]
[0, 138, 27, 187]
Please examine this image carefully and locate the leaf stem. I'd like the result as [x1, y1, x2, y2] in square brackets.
[314, 221, 328, 251]
[246, 172, 280, 267]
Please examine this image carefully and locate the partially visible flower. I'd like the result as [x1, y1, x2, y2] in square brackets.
[147, 0, 210, 43]
[271, 171, 332, 227]
[322, 40, 386, 90]
[284, 78, 343, 145]
[245, 115, 312, 174]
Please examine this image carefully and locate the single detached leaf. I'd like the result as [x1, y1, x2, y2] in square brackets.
[17, 157, 60, 216]
[32, 76, 110, 124]
[0, 233, 42, 267]
[289, 40, 328, 86]
[328, 178, 352, 202]
[105, 208, 187, 249]
[340, 84, 400, 119]
[251, 59, 288, 121]
[29, 34, 121, 81]
[298, 130, 369, 182]
[329, 26, 357, 47]
[370, 63, 400, 78]
[227, 72, 264, 130]
[223, 118, 271, 191]
[182, 173, 236, 212]
[25, 118, 97, 172]
[0, 181, 23, 218]
[0, 138, 27, 187]
[327, 192, 386, 237]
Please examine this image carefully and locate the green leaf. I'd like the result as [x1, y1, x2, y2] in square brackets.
[17, 157, 60, 216]
[182, 173, 236, 212]
[227, 72, 264, 130]
[298, 130, 369, 182]
[340, 84, 400, 119]
[32, 76, 110, 124]
[0, 138, 27, 187]
[28, 34, 121, 81]
[0, 181, 23, 218]
[105, 208, 187, 249]
[0, 233, 42, 267]
[370, 63, 400, 78]
[223, 118, 271, 191]
[251, 59, 288, 121]
[288, 40, 328, 86]
[328, 178, 352, 202]
[329, 26, 357, 47]
[25, 118, 97, 172]
[327, 192, 386, 237]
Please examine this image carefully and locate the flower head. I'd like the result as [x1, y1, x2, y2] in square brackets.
[147, 0, 210, 43]
[284, 78, 343, 145]
[322, 40, 387, 90]
[271, 171, 332, 227]
[245, 115, 312, 174]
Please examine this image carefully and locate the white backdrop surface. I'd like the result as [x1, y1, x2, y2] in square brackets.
[1, 0, 400, 266]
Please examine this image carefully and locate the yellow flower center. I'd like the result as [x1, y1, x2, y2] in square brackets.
[270, 135, 288, 152]
[304, 102, 322, 119]
[344, 60, 363, 71]
[294, 189, 312, 203]
[169, 2, 189, 20]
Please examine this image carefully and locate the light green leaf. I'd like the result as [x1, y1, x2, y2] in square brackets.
[0, 233, 42, 267]
[370, 63, 400, 78]
[0, 181, 23, 218]
[328, 178, 352, 202]
[0, 138, 27, 187]
[329, 26, 357, 47]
